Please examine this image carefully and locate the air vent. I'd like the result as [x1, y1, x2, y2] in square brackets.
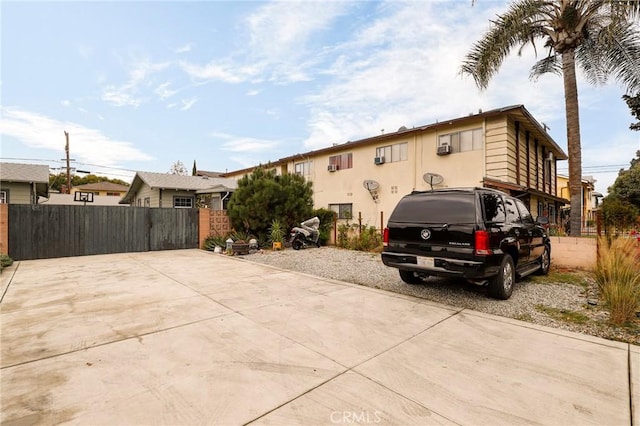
[327, 164, 338, 172]
[374, 156, 385, 165]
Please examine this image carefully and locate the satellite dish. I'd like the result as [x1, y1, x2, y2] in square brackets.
[363, 180, 380, 203]
[423, 173, 444, 189]
[363, 180, 379, 191]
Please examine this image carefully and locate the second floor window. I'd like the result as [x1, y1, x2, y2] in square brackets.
[329, 153, 353, 170]
[294, 161, 313, 176]
[438, 128, 483, 153]
[376, 142, 408, 163]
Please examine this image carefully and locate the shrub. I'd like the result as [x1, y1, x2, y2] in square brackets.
[202, 235, 227, 251]
[594, 237, 640, 325]
[0, 253, 13, 268]
[312, 208, 336, 246]
[336, 223, 382, 252]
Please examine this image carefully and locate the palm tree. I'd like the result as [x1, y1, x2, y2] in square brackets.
[461, 0, 640, 236]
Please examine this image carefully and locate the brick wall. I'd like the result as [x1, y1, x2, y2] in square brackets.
[0, 204, 7, 254]
[198, 208, 232, 248]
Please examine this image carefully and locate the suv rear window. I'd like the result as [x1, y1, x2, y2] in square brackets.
[391, 193, 476, 223]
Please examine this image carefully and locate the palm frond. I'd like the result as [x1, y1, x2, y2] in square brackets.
[529, 54, 562, 79]
[460, 0, 554, 89]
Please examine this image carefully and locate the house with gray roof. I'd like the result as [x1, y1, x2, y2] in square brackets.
[120, 171, 237, 209]
[0, 162, 50, 204]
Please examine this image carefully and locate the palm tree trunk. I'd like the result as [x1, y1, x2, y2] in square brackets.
[562, 49, 583, 237]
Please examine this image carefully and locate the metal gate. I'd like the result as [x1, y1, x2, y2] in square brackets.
[8, 205, 198, 260]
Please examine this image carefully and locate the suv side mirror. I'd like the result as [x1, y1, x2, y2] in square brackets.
[536, 216, 549, 225]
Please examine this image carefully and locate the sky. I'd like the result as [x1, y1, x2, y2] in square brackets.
[1, 0, 639, 195]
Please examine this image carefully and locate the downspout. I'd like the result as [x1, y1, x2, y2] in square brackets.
[221, 191, 230, 210]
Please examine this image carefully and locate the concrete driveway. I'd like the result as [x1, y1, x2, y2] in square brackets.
[1, 249, 637, 425]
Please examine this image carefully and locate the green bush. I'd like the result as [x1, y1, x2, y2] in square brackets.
[336, 223, 382, 252]
[594, 236, 640, 325]
[0, 253, 13, 269]
[312, 208, 336, 246]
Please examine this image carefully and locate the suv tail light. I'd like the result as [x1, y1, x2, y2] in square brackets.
[383, 227, 389, 247]
[474, 230, 492, 256]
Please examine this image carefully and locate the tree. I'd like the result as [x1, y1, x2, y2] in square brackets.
[226, 167, 314, 241]
[461, 0, 640, 236]
[49, 173, 129, 192]
[192, 160, 197, 176]
[608, 150, 640, 209]
[622, 92, 640, 131]
[169, 160, 188, 175]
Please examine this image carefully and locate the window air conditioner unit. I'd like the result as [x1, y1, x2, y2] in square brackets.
[327, 164, 338, 172]
[437, 145, 452, 156]
[374, 156, 385, 165]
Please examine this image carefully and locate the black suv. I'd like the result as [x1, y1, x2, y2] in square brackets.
[381, 187, 550, 299]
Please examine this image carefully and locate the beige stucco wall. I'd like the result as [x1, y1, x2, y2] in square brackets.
[0, 182, 33, 204]
[550, 236, 596, 270]
[298, 125, 486, 228]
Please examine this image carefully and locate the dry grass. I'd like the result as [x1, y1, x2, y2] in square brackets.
[594, 237, 640, 325]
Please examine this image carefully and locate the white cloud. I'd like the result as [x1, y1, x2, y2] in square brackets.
[180, 98, 198, 111]
[61, 100, 71, 107]
[0, 107, 153, 165]
[246, 89, 262, 96]
[155, 82, 177, 100]
[211, 131, 280, 153]
[179, 60, 256, 83]
[299, 1, 565, 150]
[102, 59, 170, 107]
[174, 43, 193, 54]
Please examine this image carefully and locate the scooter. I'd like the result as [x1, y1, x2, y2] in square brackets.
[290, 217, 320, 250]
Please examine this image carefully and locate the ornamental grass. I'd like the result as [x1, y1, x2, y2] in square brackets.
[594, 237, 640, 325]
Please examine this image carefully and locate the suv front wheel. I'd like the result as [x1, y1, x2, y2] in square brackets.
[536, 245, 551, 276]
[399, 270, 424, 284]
[488, 255, 515, 300]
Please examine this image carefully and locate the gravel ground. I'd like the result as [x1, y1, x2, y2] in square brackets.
[240, 246, 639, 345]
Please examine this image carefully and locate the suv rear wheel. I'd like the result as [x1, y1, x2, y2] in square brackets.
[488, 255, 514, 300]
[399, 270, 424, 284]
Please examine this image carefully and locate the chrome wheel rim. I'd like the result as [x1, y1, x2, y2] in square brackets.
[503, 262, 513, 291]
[542, 249, 550, 271]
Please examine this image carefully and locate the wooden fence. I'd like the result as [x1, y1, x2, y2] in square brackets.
[8, 205, 198, 260]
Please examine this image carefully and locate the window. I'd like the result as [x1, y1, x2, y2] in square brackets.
[329, 203, 353, 220]
[106, 192, 120, 196]
[482, 193, 506, 223]
[173, 196, 194, 208]
[376, 143, 408, 163]
[144, 197, 150, 207]
[0, 190, 7, 204]
[294, 160, 313, 176]
[504, 198, 520, 224]
[328, 153, 353, 170]
[137, 198, 142, 207]
[515, 199, 534, 224]
[438, 128, 483, 153]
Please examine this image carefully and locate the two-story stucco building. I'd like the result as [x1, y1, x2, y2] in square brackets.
[224, 105, 568, 229]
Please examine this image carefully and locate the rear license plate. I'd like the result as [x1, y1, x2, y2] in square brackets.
[417, 257, 434, 268]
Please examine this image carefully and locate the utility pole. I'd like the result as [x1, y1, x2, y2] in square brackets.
[64, 131, 71, 194]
